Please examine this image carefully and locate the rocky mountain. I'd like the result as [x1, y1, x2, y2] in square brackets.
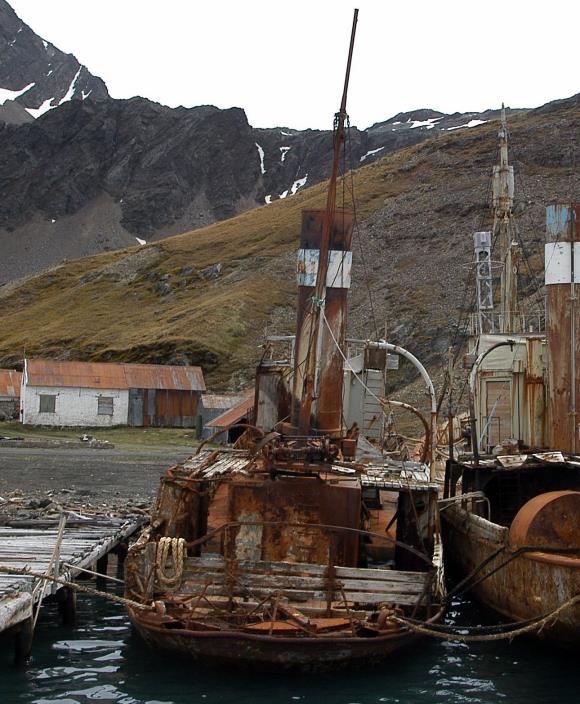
[0, 0, 550, 298]
[0, 94, 522, 284]
[0, 0, 108, 119]
[0, 93, 578, 407]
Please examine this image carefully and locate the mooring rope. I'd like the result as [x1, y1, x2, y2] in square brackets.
[0, 564, 153, 611]
[389, 594, 580, 642]
[155, 537, 186, 588]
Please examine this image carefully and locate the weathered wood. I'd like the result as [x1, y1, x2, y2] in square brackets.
[0, 517, 145, 639]
[189, 554, 428, 583]
[181, 571, 426, 595]
[157, 582, 422, 606]
[14, 616, 33, 663]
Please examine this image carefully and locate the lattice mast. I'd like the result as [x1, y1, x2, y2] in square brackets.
[493, 104, 519, 333]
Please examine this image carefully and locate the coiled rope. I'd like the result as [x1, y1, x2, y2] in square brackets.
[155, 537, 185, 588]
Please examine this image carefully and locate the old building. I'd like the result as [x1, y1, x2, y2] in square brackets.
[21, 359, 205, 427]
[0, 369, 22, 420]
[204, 391, 255, 443]
[199, 393, 248, 438]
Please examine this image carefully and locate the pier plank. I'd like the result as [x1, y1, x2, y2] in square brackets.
[0, 516, 145, 636]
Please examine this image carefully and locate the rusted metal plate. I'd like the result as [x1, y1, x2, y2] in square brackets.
[443, 504, 580, 643]
[227, 478, 361, 567]
[509, 490, 580, 549]
[545, 203, 580, 453]
[26, 359, 127, 389]
[25, 359, 205, 391]
[201, 394, 245, 410]
[0, 369, 21, 398]
[122, 364, 205, 391]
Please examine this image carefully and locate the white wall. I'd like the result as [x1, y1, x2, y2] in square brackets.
[22, 385, 129, 427]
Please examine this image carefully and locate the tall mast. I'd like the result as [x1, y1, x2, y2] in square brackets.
[295, 9, 359, 435]
[493, 104, 519, 333]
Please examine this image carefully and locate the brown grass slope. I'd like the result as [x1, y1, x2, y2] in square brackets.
[0, 95, 578, 391]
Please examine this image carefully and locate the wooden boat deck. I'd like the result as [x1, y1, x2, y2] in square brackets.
[0, 516, 144, 635]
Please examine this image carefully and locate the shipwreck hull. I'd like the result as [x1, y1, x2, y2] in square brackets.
[442, 505, 580, 643]
[127, 606, 421, 671]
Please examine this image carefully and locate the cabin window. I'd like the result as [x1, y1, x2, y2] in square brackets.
[98, 396, 114, 416]
[39, 394, 56, 413]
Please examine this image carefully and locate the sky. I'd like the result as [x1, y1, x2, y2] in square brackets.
[7, 0, 580, 130]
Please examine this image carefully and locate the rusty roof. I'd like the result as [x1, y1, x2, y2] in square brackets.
[206, 391, 254, 428]
[0, 370, 21, 398]
[122, 363, 205, 391]
[201, 393, 246, 410]
[25, 359, 205, 392]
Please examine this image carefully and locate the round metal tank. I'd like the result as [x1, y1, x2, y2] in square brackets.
[509, 490, 580, 549]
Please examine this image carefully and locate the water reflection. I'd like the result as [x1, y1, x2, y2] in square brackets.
[0, 593, 576, 704]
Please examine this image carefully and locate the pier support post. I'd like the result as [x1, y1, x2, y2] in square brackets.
[14, 617, 33, 664]
[114, 542, 128, 574]
[96, 555, 108, 590]
[57, 587, 77, 627]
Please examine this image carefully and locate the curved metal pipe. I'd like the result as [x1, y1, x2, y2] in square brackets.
[354, 340, 437, 473]
[381, 398, 430, 465]
[468, 340, 515, 464]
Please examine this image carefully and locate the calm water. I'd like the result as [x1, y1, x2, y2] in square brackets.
[0, 592, 577, 704]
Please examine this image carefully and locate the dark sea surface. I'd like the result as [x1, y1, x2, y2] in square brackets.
[0, 593, 577, 704]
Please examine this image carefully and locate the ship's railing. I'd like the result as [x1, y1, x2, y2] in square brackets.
[468, 311, 545, 336]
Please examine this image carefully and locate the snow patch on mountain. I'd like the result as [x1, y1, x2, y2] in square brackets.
[360, 146, 384, 162]
[446, 119, 488, 131]
[61, 67, 82, 104]
[25, 67, 84, 119]
[291, 175, 308, 194]
[0, 82, 35, 105]
[26, 97, 55, 118]
[280, 147, 290, 163]
[407, 117, 443, 129]
[255, 143, 266, 174]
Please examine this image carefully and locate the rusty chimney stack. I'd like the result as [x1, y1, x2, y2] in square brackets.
[545, 203, 580, 453]
[292, 209, 353, 436]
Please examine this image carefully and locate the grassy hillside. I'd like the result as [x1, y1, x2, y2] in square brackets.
[1, 94, 578, 393]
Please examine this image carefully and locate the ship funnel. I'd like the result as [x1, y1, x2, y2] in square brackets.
[545, 203, 580, 453]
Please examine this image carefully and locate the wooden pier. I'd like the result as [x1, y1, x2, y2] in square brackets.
[0, 514, 144, 661]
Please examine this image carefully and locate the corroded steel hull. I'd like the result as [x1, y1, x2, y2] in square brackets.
[442, 505, 580, 643]
[127, 606, 422, 671]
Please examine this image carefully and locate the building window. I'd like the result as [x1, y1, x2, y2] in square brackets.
[98, 396, 114, 416]
[39, 395, 56, 413]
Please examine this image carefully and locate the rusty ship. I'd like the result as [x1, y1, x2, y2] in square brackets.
[441, 107, 580, 643]
[124, 10, 446, 670]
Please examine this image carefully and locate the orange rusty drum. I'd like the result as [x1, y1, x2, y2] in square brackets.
[509, 491, 580, 549]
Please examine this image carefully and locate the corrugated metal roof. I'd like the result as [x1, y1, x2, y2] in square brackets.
[207, 391, 254, 428]
[25, 359, 205, 392]
[122, 364, 205, 391]
[0, 370, 21, 398]
[201, 393, 245, 410]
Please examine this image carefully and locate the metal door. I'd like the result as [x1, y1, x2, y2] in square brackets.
[128, 388, 144, 426]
